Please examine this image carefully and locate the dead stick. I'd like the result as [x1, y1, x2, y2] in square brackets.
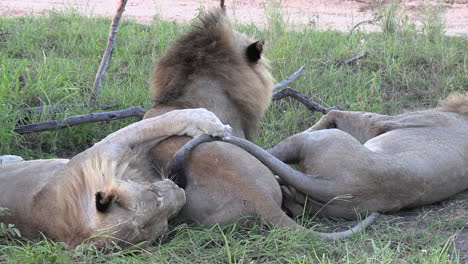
[274, 65, 306, 90]
[334, 52, 367, 65]
[20, 104, 117, 115]
[272, 87, 340, 114]
[89, 0, 128, 106]
[14, 106, 147, 134]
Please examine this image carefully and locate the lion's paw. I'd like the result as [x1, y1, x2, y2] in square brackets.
[205, 124, 232, 139]
[185, 108, 232, 138]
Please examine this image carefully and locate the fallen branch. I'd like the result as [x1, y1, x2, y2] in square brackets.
[19, 104, 117, 115]
[89, 0, 128, 106]
[274, 65, 307, 90]
[333, 52, 367, 65]
[272, 87, 341, 114]
[14, 106, 147, 134]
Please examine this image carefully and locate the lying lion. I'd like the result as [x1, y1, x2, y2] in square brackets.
[172, 93, 468, 220]
[0, 108, 231, 247]
[272, 92, 468, 219]
[144, 9, 377, 240]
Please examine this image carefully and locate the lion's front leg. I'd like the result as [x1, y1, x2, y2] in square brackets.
[175, 108, 232, 139]
[101, 108, 231, 148]
[306, 110, 393, 143]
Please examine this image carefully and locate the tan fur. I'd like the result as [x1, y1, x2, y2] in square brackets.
[54, 149, 149, 238]
[268, 93, 468, 219]
[0, 109, 230, 247]
[143, 10, 377, 238]
[145, 9, 284, 228]
[439, 92, 468, 116]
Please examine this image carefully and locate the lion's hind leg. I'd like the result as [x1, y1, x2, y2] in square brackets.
[267, 132, 310, 164]
[307, 110, 393, 143]
[268, 128, 384, 218]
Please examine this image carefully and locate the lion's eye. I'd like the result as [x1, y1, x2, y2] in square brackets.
[95, 192, 115, 213]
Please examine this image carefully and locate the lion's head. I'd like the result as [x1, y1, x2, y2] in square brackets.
[150, 9, 274, 139]
[90, 179, 185, 247]
[38, 135, 186, 248]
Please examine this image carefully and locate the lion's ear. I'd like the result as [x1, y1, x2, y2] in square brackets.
[95, 191, 114, 213]
[246, 40, 264, 62]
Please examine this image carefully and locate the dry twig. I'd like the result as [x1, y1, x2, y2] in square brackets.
[333, 52, 368, 65]
[89, 0, 128, 106]
[14, 106, 147, 134]
[274, 65, 307, 90]
[272, 87, 341, 114]
[19, 104, 117, 115]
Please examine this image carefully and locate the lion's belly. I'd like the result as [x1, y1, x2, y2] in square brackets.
[0, 159, 68, 238]
[364, 127, 468, 208]
[150, 137, 282, 225]
[0, 159, 68, 201]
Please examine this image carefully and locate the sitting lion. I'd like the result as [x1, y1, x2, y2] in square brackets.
[170, 93, 467, 220]
[0, 108, 231, 247]
[144, 9, 377, 239]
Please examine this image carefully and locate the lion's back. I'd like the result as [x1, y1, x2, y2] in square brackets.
[150, 136, 281, 225]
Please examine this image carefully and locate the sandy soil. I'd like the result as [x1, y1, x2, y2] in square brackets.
[0, 0, 467, 35]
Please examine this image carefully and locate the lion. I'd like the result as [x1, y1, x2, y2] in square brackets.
[173, 93, 468, 220]
[144, 9, 377, 239]
[271, 92, 468, 219]
[0, 108, 231, 247]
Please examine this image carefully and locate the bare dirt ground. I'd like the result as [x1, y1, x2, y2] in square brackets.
[0, 0, 467, 35]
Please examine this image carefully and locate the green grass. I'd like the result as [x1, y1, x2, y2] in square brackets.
[0, 3, 467, 263]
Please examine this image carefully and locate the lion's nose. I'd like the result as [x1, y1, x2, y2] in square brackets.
[150, 179, 181, 196]
[160, 179, 182, 190]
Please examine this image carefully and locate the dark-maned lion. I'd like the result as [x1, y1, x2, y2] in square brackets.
[0, 108, 231, 247]
[144, 9, 377, 239]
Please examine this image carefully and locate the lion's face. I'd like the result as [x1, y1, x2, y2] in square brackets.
[93, 179, 185, 247]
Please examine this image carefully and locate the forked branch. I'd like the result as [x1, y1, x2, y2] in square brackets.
[273, 52, 367, 91]
[274, 65, 307, 90]
[272, 87, 341, 114]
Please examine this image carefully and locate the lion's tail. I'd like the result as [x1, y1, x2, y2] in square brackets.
[439, 92, 468, 116]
